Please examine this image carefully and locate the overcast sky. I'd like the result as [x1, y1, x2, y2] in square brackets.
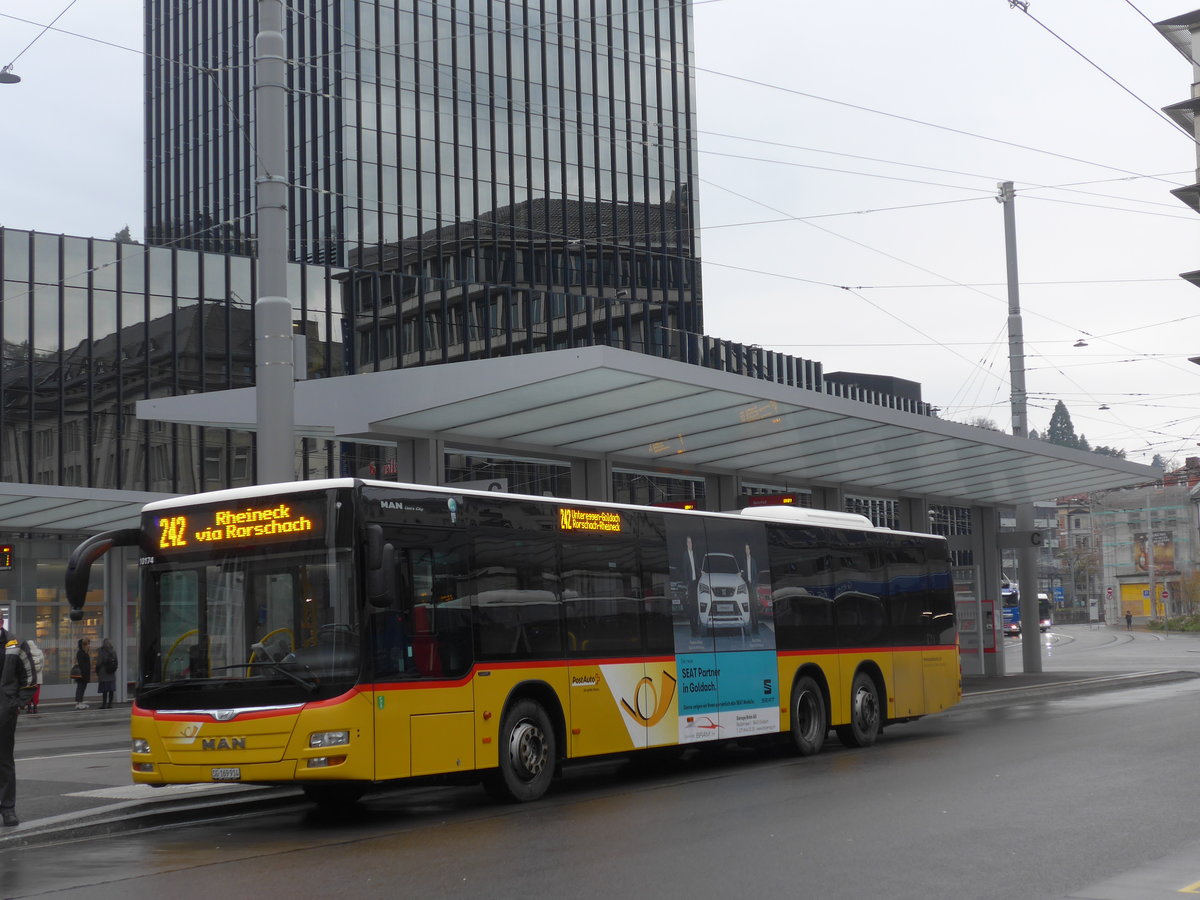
[3, 0, 1199, 468]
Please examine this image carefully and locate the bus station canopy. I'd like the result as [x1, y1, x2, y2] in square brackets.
[137, 345, 1156, 508]
[0, 483, 172, 533]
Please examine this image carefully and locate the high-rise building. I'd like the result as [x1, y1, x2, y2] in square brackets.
[145, 0, 703, 335]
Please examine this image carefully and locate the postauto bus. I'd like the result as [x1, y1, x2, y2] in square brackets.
[65, 479, 961, 806]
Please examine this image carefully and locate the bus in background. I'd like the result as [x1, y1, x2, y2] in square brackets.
[1037, 593, 1053, 631]
[65, 479, 960, 807]
[1001, 584, 1052, 636]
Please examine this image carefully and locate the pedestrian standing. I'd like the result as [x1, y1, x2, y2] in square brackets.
[1125, 610, 1133, 632]
[96, 638, 118, 709]
[74, 637, 92, 709]
[1, 625, 34, 826]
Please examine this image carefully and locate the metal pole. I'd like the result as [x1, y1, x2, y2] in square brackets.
[1146, 494, 1156, 619]
[254, 0, 296, 484]
[999, 181, 1042, 674]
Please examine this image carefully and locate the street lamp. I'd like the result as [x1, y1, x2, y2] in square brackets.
[0, 66, 20, 84]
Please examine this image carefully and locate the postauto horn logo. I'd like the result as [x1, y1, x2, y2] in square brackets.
[620, 670, 677, 727]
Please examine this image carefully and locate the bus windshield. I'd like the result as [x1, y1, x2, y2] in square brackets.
[140, 546, 359, 706]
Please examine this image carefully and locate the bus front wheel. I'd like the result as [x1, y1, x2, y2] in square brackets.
[835, 671, 881, 748]
[486, 698, 556, 803]
[789, 675, 827, 756]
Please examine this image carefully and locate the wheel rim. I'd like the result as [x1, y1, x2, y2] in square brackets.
[853, 684, 879, 733]
[508, 719, 548, 781]
[795, 689, 820, 742]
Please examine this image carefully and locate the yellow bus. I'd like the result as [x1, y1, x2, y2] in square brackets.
[65, 479, 960, 806]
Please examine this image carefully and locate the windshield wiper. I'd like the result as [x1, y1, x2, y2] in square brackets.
[209, 662, 320, 693]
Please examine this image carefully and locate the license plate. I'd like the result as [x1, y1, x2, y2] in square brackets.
[211, 767, 241, 781]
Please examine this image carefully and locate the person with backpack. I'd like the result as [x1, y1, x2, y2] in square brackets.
[1, 625, 35, 826]
[73, 637, 92, 710]
[96, 638, 118, 710]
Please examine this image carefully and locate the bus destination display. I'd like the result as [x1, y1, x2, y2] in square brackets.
[153, 497, 326, 554]
[558, 507, 623, 533]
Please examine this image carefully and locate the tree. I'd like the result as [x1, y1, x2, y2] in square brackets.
[1152, 454, 1169, 470]
[112, 226, 135, 244]
[1093, 445, 1126, 459]
[1176, 570, 1200, 616]
[1046, 400, 1081, 449]
[968, 417, 1002, 432]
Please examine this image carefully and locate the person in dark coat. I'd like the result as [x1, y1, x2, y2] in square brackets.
[1, 625, 33, 826]
[74, 637, 92, 709]
[95, 638, 118, 709]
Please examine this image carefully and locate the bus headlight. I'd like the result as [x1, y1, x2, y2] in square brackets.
[309, 730, 350, 749]
[132, 738, 151, 754]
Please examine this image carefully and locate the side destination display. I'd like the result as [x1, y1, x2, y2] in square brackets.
[151, 495, 327, 554]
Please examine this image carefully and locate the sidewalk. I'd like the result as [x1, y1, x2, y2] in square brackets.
[961, 669, 1198, 698]
[2, 669, 1194, 849]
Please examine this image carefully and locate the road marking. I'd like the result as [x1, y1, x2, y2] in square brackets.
[1180, 880, 1200, 894]
[65, 783, 261, 800]
[17, 749, 128, 762]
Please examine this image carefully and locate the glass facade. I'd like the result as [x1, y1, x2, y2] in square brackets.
[0, 228, 345, 493]
[145, 0, 704, 336]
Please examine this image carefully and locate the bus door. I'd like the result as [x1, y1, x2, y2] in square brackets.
[561, 538, 655, 757]
[370, 530, 474, 781]
[886, 548, 928, 718]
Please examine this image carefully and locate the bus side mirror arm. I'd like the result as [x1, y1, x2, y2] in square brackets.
[364, 525, 397, 610]
[65, 528, 142, 621]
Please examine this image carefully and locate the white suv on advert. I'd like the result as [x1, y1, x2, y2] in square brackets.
[697, 553, 751, 631]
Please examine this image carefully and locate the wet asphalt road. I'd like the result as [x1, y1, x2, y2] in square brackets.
[3, 623, 1200, 900]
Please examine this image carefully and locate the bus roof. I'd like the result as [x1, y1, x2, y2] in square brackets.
[140, 477, 943, 540]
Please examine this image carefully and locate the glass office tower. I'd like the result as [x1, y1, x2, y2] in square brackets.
[145, 0, 703, 335]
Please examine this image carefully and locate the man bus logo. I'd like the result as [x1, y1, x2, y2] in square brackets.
[619, 670, 677, 727]
[202, 737, 247, 751]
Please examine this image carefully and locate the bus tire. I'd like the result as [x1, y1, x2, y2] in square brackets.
[835, 671, 881, 748]
[486, 698, 556, 803]
[302, 782, 367, 808]
[789, 675, 826, 756]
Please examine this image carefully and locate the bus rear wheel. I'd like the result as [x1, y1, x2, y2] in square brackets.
[485, 698, 556, 803]
[835, 671, 881, 748]
[790, 675, 826, 756]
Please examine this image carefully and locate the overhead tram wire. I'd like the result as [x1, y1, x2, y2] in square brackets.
[700, 150, 1195, 220]
[29, 0, 1180, 209]
[700, 132, 1190, 211]
[0, 9, 214, 75]
[700, 175, 1200, 400]
[692, 66, 1186, 186]
[1, 0, 80, 75]
[22, 3, 1189, 230]
[1008, 1, 1200, 145]
[700, 178, 1010, 386]
[9, 2, 1193, 203]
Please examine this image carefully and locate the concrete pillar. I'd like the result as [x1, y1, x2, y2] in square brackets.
[394, 438, 444, 486]
[809, 485, 842, 512]
[974, 504, 1005, 676]
[703, 473, 740, 511]
[570, 458, 613, 502]
[105, 545, 132, 704]
[904, 497, 931, 533]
